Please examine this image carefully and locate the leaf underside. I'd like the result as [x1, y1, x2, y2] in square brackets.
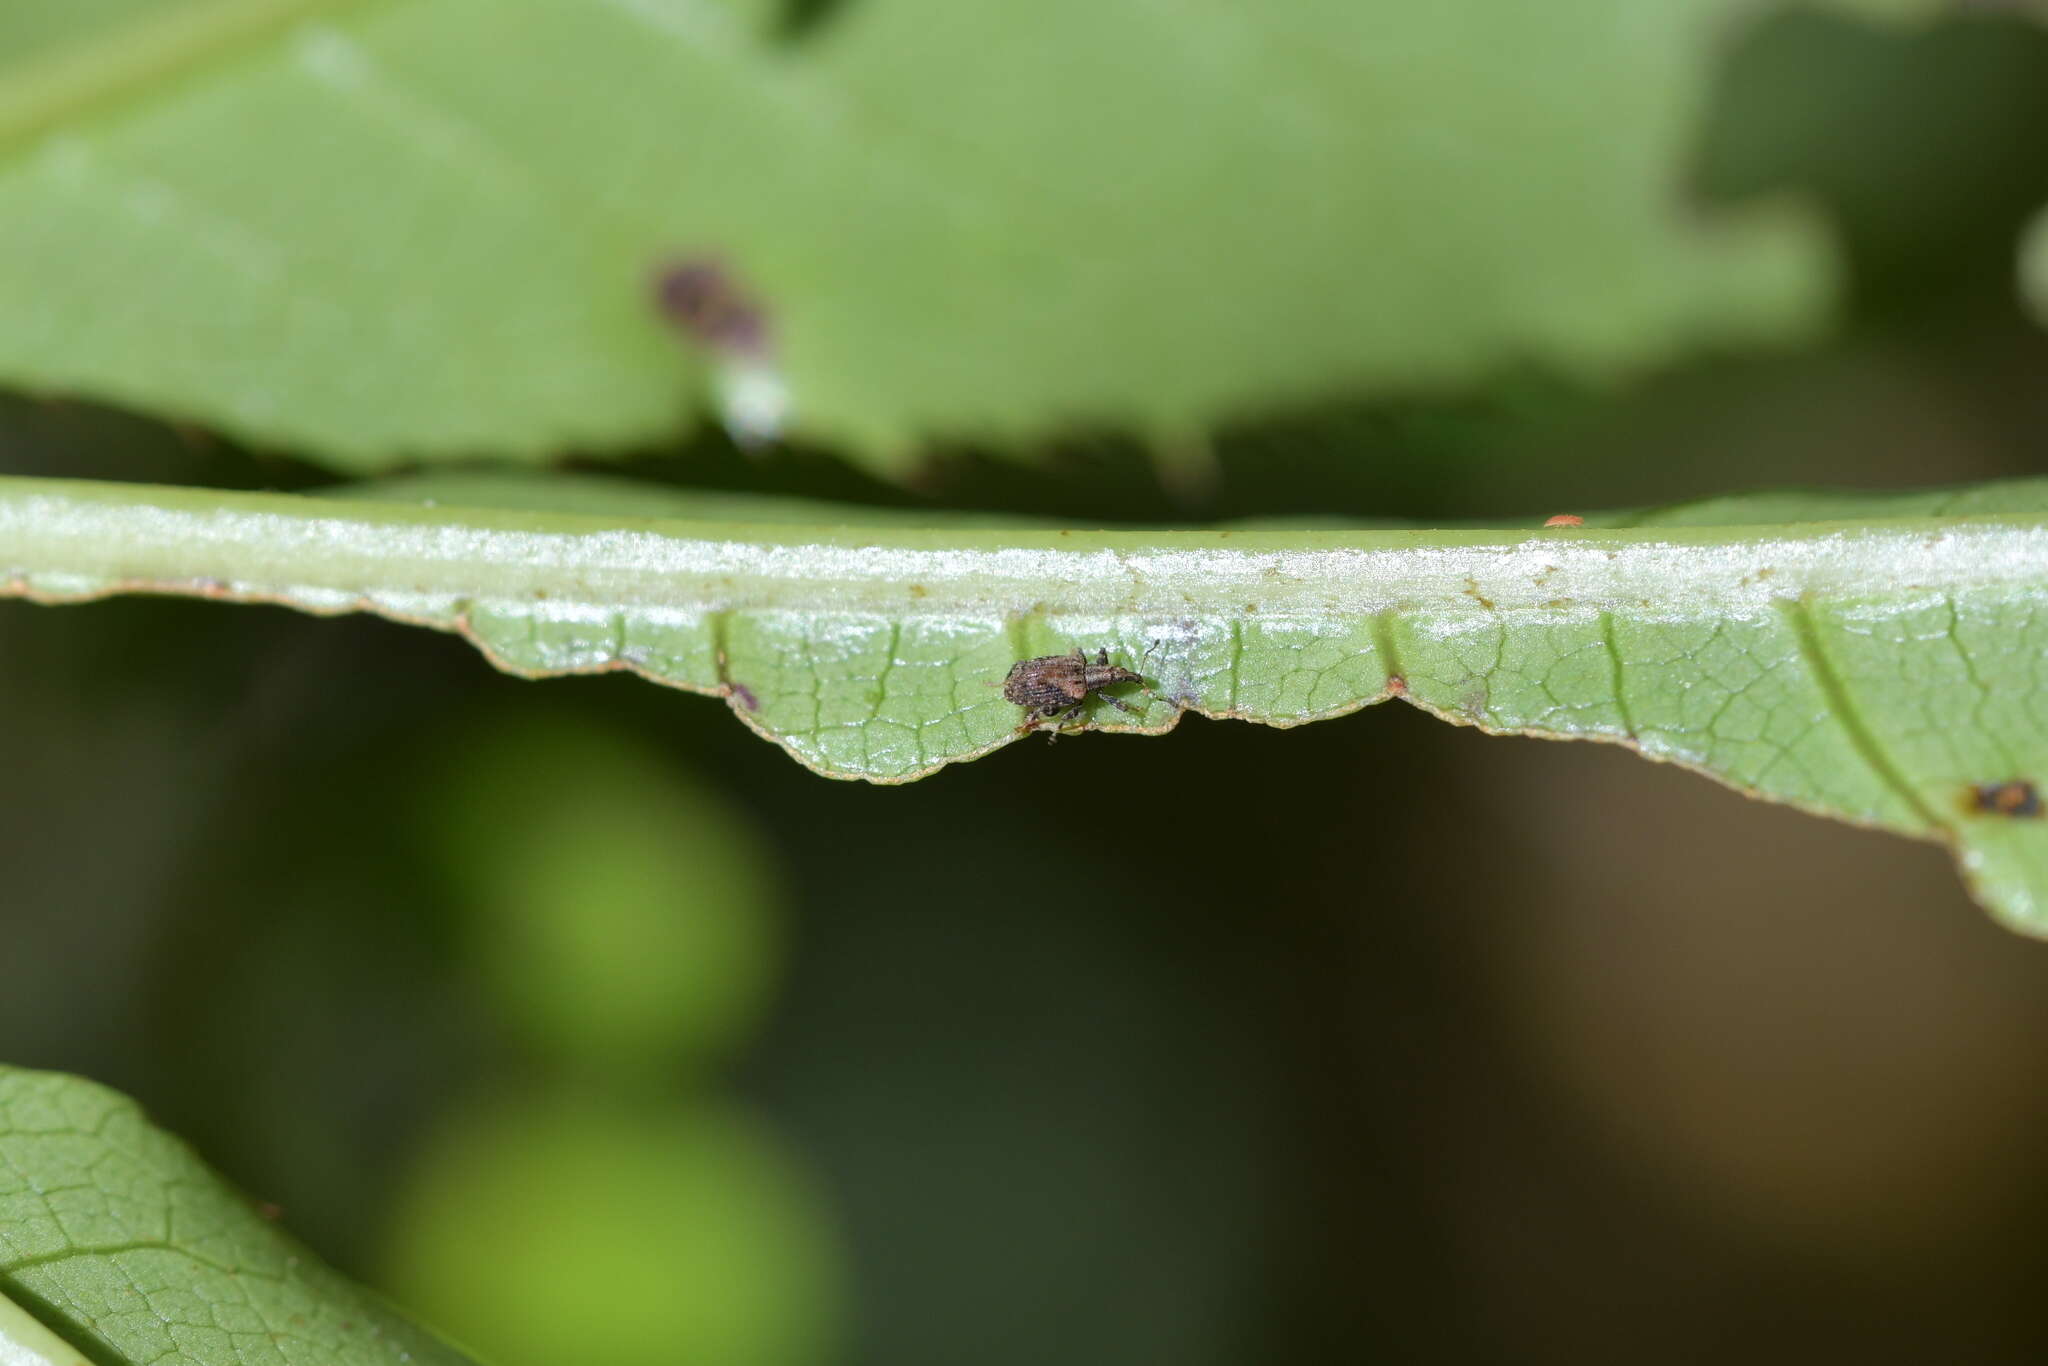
[0, 1067, 474, 1366]
[3, 473, 2047, 933]
[0, 0, 1834, 472]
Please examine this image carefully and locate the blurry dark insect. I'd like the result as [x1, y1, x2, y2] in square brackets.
[1967, 779, 2041, 818]
[653, 256, 789, 445]
[1003, 647, 1148, 736]
[654, 258, 770, 357]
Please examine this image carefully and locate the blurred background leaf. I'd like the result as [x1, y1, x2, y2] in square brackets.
[3, 0, 1850, 476]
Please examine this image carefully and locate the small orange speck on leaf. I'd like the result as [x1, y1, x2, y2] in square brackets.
[1968, 779, 2041, 818]
[1543, 514, 1584, 528]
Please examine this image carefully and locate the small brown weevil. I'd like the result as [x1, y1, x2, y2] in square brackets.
[1003, 646, 1147, 734]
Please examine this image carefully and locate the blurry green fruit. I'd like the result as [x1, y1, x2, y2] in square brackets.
[384, 1092, 843, 1366]
[421, 713, 780, 1072]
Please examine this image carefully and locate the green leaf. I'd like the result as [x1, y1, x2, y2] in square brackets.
[0, 1065, 476, 1366]
[5, 472, 2048, 931]
[0, 0, 1835, 473]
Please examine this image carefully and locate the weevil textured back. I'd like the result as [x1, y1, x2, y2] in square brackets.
[1003, 647, 1147, 733]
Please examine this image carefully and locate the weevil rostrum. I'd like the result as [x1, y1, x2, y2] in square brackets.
[1002, 646, 1150, 736]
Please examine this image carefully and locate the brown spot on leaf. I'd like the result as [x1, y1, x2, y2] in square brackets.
[1967, 779, 2041, 818]
[1385, 674, 1407, 696]
[654, 258, 771, 356]
[714, 647, 759, 711]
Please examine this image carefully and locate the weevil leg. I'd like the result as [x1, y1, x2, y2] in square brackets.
[1015, 705, 1064, 739]
[1101, 693, 1141, 715]
[1042, 704, 1087, 740]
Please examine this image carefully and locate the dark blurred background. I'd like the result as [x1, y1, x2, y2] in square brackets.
[11, 7, 2048, 1365]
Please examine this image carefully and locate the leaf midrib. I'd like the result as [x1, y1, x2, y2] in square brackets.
[4, 477, 2046, 624]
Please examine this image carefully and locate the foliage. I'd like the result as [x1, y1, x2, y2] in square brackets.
[5, 472, 2048, 931]
[0, 1067, 477, 1366]
[7, 2, 2048, 1358]
[0, 0, 1840, 473]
